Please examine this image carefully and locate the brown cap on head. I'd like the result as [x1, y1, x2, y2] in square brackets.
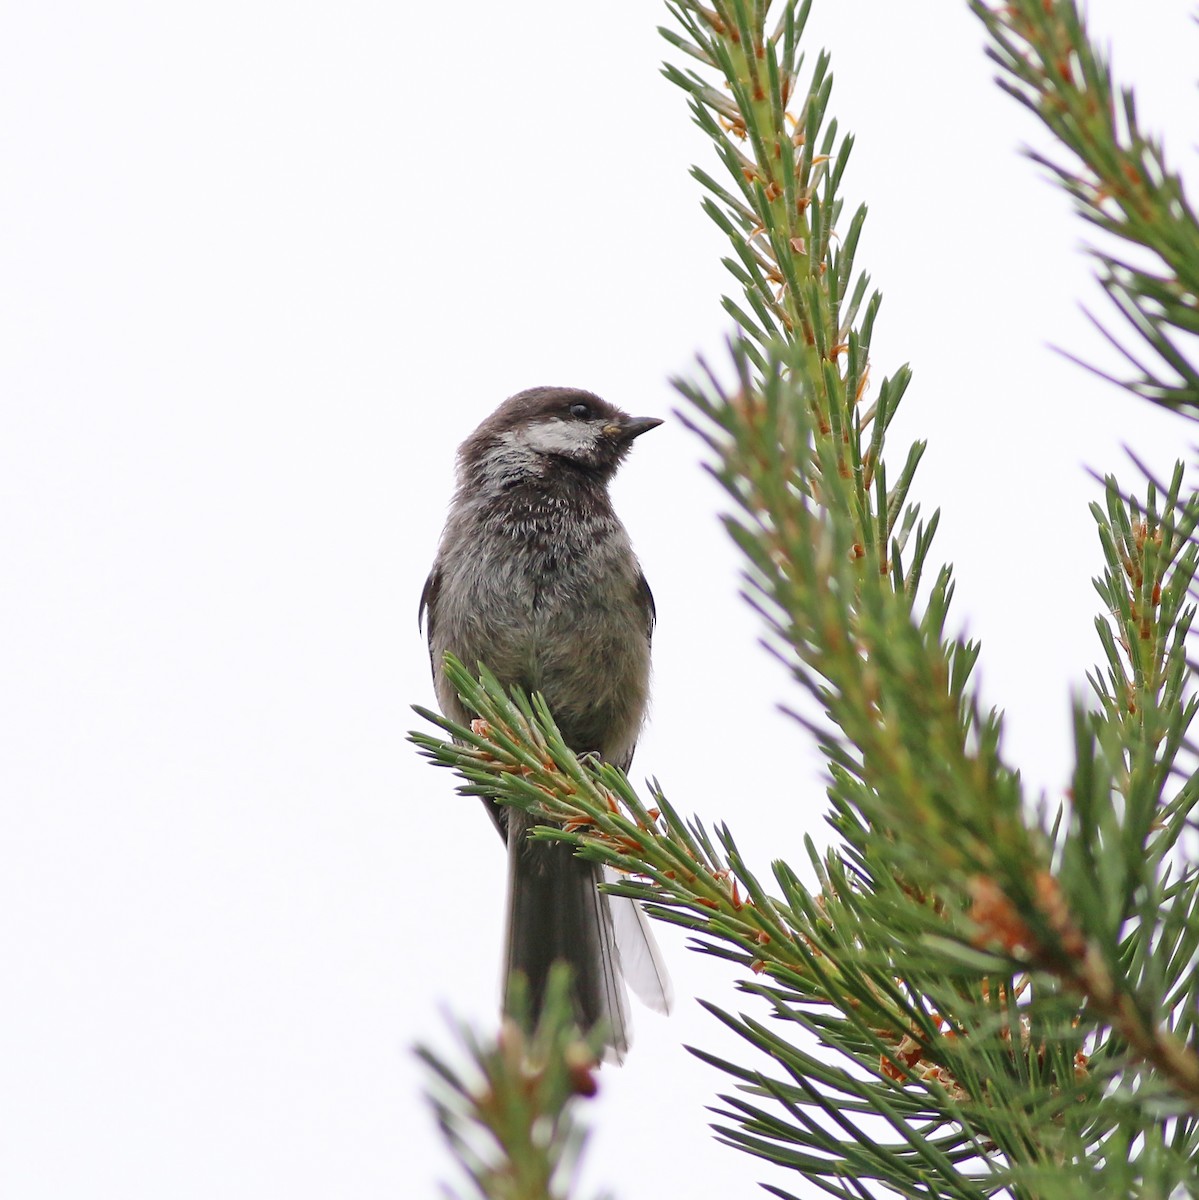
[459, 388, 663, 483]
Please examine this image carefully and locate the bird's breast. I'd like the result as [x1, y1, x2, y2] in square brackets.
[430, 496, 649, 760]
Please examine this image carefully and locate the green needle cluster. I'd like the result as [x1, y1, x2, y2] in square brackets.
[413, 3, 1199, 1196]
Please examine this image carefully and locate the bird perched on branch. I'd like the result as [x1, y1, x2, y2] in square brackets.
[420, 386, 672, 1059]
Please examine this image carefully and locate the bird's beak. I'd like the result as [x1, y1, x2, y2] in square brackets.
[609, 415, 664, 443]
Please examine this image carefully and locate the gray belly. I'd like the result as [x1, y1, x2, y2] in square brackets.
[431, 545, 649, 769]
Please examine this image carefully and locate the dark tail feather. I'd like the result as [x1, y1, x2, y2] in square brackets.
[503, 810, 629, 1060]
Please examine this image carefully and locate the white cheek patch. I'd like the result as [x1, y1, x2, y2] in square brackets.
[513, 418, 597, 458]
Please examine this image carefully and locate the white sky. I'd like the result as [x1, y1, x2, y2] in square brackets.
[2, 2, 1195, 1197]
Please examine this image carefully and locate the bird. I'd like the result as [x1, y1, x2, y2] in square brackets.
[420, 386, 672, 1059]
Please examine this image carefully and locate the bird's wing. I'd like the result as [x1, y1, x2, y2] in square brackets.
[419, 567, 440, 642]
[421, 564, 507, 841]
[636, 570, 656, 642]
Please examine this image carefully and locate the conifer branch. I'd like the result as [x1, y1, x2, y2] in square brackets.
[416, 967, 607, 1200]
[970, 1, 1199, 413]
[413, 0, 1199, 1193]
[968, 0, 1199, 1120]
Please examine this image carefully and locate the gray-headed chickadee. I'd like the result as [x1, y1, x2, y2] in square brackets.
[420, 387, 671, 1058]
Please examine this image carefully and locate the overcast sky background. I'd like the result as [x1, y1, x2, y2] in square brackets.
[3, 2, 1196, 1197]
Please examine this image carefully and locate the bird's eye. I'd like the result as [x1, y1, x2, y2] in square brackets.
[569, 402, 590, 420]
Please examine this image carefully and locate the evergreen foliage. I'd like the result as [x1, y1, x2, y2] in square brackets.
[417, 967, 607, 1200]
[413, 2, 1199, 1195]
[971, 1, 1199, 412]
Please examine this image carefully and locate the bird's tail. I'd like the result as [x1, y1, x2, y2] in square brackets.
[504, 810, 631, 1060]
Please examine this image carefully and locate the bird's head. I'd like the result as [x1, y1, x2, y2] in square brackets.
[459, 387, 662, 491]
